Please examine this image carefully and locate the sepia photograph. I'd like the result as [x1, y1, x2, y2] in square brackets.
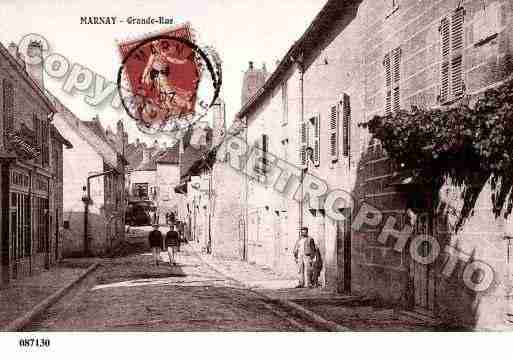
[1, 0, 513, 356]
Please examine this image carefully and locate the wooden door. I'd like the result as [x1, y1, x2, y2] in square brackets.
[336, 208, 351, 293]
[411, 213, 436, 312]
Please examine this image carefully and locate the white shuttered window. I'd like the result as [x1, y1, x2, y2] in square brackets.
[329, 104, 339, 162]
[440, 7, 465, 103]
[384, 47, 401, 115]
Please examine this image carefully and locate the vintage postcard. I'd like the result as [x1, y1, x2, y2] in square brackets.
[0, 0, 512, 357]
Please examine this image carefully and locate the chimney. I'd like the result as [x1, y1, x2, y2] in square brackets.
[8, 42, 18, 58]
[153, 139, 159, 149]
[135, 138, 140, 147]
[248, 61, 254, 70]
[7, 42, 25, 70]
[26, 41, 44, 88]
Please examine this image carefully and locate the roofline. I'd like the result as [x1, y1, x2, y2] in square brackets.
[51, 126, 73, 149]
[0, 41, 56, 113]
[236, 0, 351, 119]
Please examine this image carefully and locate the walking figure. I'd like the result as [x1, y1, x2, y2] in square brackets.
[293, 227, 317, 288]
[165, 224, 180, 266]
[149, 224, 163, 266]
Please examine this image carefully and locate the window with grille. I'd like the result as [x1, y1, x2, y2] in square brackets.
[440, 7, 465, 103]
[384, 47, 401, 115]
[3, 79, 14, 136]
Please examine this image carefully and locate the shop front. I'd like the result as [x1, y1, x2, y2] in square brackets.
[2, 164, 51, 284]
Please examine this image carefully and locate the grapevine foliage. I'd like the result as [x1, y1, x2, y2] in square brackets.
[360, 78, 513, 230]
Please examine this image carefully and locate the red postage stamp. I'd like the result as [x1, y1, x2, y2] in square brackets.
[118, 24, 201, 128]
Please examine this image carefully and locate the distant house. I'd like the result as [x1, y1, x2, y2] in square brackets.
[50, 107, 127, 257]
[154, 144, 180, 225]
[125, 139, 183, 225]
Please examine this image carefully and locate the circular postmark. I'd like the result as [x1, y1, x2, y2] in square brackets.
[117, 27, 222, 135]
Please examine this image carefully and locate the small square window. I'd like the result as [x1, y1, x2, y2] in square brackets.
[63, 220, 70, 229]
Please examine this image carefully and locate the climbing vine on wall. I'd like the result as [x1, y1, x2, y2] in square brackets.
[360, 77, 513, 231]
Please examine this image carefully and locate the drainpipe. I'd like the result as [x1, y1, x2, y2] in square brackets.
[83, 170, 114, 256]
[294, 54, 305, 241]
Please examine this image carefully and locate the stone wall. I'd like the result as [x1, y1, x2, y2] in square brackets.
[211, 159, 244, 259]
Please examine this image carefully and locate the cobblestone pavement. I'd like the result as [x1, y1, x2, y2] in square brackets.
[191, 242, 441, 331]
[26, 242, 321, 331]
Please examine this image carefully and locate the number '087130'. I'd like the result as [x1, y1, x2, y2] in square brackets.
[19, 338, 50, 347]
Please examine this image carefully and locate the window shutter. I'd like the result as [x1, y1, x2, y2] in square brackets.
[440, 17, 450, 102]
[392, 47, 401, 112]
[384, 53, 392, 115]
[300, 122, 307, 165]
[392, 47, 401, 83]
[384, 53, 391, 87]
[314, 115, 320, 166]
[385, 90, 392, 115]
[33, 114, 40, 145]
[329, 104, 339, 162]
[393, 87, 400, 112]
[281, 83, 288, 126]
[440, 8, 465, 103]
[3, 80, 14, 134]
[451, 8, 465, 53]
[451, 55, 464, 96]
[341, 93, 351, 158]
[262, 134, 268, 172]
[451, 8, 465, 97]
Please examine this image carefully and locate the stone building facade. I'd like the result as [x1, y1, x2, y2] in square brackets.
[0, 41, 71, 285]
[223, 0, 513, 329]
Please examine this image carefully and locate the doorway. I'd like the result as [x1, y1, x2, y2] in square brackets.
[336, 208, 351, 293]
[411, 213, 436, 312]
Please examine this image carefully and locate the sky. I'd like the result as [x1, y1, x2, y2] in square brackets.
[0, 0, 326, 145]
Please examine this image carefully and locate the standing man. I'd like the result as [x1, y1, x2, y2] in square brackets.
[165, 224, 180, 266]
[293, 227, 316, 288]
[149, 224, 163, 266]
